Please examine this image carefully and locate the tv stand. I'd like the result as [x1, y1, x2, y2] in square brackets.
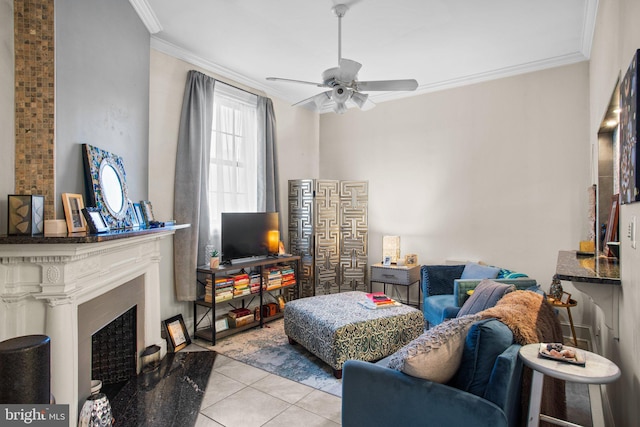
[194, 255, 301, 345]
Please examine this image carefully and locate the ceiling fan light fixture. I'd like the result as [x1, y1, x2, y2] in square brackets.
[333, 102, 347, 115]
[332, 85, 351, 104]
[350, 91, 368, 109]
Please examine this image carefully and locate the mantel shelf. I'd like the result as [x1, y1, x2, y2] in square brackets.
[555, 250, 620, 338]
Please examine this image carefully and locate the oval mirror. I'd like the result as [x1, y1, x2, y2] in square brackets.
[99, 159, 126, 219]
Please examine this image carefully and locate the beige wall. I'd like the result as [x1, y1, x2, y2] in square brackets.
[590, 0, 640, 424]
[148, 49, 319, 321]
[320, 62, 590, 288]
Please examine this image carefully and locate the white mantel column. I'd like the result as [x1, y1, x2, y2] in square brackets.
[44, 296, 78, 422]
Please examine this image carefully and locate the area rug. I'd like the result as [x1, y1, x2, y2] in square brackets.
[199, 319, 343, 397]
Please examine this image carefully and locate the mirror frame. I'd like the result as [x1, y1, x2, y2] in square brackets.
[82, 143, 133, 230]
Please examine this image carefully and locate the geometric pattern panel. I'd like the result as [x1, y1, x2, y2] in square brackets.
[314, 180, 340, 295]
[288, 179, 368, 297]
[339, 181, 368, 292]
[288, 180, 315, 297]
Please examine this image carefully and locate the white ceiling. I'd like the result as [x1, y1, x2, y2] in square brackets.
[136, 0, 598, 110]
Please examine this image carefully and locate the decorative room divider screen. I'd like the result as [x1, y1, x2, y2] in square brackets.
[288, 180, 368, 297]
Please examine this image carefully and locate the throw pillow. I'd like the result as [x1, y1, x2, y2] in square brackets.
[456, 279, 515, 317]
[460, 263, 500, 280]
[387, 314, 480, 383]
[449, 318, 514, 397]
[423, 265, 465, 296]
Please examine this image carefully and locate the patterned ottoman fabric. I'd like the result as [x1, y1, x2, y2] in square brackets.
[284, 291, 424, 376]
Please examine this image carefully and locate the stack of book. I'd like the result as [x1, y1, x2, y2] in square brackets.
[263, 266, 282, 290]
[358, 292, 400, 310]
[204, 279, 213, 303]
[230, 273, 250, 297]
[280, 266, 296, 287]
[213, 277, 234, 303]
[249, 272, 261, 294]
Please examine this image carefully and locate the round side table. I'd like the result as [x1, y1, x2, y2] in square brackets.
[519, 343, 620, 427]
[547, 297, 578, 346]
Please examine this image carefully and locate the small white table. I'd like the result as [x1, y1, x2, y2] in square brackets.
[519, 343, 620, 427]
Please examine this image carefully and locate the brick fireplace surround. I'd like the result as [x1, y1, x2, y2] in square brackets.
[0, 229, 176, 423]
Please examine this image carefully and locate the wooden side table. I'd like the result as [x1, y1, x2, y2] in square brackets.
[370, 263, 421, 309]
[547, 297, 578, 346]
[519, 343, 620, 427]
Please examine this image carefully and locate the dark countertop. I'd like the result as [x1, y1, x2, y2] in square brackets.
[555, 250, 621, 285]
[109, 350, 216, 427]
[0, 224, 189, 245]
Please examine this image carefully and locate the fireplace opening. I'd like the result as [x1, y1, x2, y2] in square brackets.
[91, 306, 137, 400]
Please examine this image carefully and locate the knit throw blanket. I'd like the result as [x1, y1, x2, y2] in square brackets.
[480, 290, 566, 427]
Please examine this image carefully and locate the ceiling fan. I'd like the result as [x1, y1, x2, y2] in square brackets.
[266, 3, 419, 114]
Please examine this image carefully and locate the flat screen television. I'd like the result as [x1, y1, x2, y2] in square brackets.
[221, 212, 279, 263]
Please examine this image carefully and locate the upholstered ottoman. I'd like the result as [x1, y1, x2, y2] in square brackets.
[283, 291, 424, 378]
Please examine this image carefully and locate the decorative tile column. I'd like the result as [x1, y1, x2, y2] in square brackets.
[13, 0, 56, 219]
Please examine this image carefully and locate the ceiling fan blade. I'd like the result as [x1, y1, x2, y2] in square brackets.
[292, 91, 332, 110]
[337, 58, 362, 83]
[266, 77, 327, 88]
[357, 79, 419, 91]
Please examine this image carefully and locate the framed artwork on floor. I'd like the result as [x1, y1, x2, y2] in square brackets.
[163, 314, 191, 352]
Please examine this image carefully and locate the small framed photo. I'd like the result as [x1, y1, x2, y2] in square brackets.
[62, 193, 86, 233]
[405, 254, 418, 266]
[140, 200, 155, 224]
[560, 291, 572, 305]
[163, 314, 191, 352]
[215, 316, 229, 332]
[382, 255, 392, 266]
[134, 203, 146, 227]
[129, 200, 140, 228]
[82, 207, 110, 234]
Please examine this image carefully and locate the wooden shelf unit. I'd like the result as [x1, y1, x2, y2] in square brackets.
[194, 255, 300, 345]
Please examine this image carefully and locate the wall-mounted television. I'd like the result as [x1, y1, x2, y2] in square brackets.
[221, 212, 279, 263]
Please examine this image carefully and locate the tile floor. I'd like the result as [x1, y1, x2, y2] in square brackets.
[195, 354, 341, 427]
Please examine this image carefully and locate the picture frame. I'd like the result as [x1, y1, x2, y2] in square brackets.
[404, 254, 418, 266]
[140, 200, 155, 224]
[62, 193, 87, 233]
[163, 314, 191, 352]
[382, 255, 392, 266]
[133, 203, 146, 227]
[81, 207, 110, 234]
[129, 200, 140, 228]
[560, 291, 572, 305]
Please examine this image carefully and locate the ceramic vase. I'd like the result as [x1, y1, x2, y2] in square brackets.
[78, 381, 113, 427]
[210, 257, 220, 269]
[549, 278, 563, 300]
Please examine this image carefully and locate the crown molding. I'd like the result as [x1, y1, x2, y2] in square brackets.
[369, 51, 589, 105]
[152, 39, 590, 115]
[580, 0, 599, 59]
[129, 0, 163, 34]
[150, 36, 289, 101]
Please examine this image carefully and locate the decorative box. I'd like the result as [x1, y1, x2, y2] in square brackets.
[262, 303, 278, 318]
[8, 195, 45, 235]
[228, 314, 254, 328]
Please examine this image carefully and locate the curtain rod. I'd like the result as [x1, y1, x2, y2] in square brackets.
[191, 69, 263, 99]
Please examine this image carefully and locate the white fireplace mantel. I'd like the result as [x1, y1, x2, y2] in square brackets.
[0, 227, 182, 423]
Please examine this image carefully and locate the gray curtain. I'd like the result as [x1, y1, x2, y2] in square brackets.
[257, 96, 280, 220]
[173, 70, 215, 301]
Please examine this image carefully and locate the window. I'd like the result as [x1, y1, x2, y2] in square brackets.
[209, 83, 258, 243]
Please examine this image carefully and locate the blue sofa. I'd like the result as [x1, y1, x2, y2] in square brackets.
[422, 263, 537, 327]
[342, 317, 524, 427]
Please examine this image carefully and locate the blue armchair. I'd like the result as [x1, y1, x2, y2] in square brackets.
[421, 263, 537, 327]
[342, 318, 524, 427]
